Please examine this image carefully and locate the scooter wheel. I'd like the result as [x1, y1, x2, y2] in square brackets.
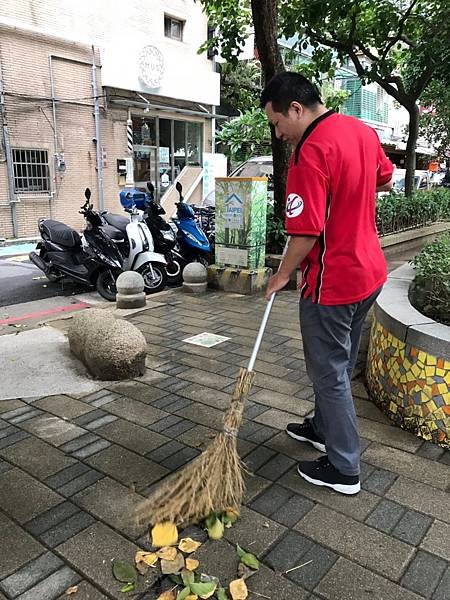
[96, 270, 118, 302]
[138, 263, 168, 294]
[166, 259, 183, 286]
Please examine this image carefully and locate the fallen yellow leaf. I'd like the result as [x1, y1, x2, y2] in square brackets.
[229, 578, 248, 600]
[225, 507, 240, 520]
[135, 551, 158, 567]
[179, 538, 202, 553]
[156, 592, 176, 600]
[151, 522, 178, 548]
[65, 586, 79, 595]
[185, 596, 198, 600]
[157, 546, 178, 561]
[185, 558, 200, 571]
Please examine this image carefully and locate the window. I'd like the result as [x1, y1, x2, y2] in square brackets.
[12, 149, 50, 193]
[164, 15, 184, 41]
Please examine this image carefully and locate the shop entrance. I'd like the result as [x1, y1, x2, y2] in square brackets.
[132, 115, 203, 200]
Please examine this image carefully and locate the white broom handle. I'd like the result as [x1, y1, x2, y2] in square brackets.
[247, 237, 290, 373]
[247, 292, 276, 372]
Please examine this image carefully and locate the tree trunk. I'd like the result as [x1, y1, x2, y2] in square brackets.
[405, 103, 420, 197]
[251, 0, 289, 222]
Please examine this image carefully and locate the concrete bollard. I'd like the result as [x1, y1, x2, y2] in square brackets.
[116, 271, 146, 309]
[68, 308, 147, 380]
[182, 262, 208, 294]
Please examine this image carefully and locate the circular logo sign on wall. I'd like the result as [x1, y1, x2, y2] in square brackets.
[138, 45, 164, 89]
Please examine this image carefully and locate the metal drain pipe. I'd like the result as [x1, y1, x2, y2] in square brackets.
[0, 66, 18, 237]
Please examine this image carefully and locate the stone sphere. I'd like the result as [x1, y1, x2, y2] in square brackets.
[116, 270, 145, 294]
[183, 262, 208, 284]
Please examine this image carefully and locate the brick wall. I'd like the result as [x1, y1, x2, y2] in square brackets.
[0, 26, 130, 237]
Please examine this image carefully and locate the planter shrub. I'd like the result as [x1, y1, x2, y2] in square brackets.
[410, 233, 450, 325]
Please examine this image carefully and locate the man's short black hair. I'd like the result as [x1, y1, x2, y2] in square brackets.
[260, 72, 323, 114]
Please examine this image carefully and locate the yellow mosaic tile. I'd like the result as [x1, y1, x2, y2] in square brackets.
[367, 316, 449, 448]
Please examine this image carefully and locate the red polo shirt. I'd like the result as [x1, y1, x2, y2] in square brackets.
[285, 110, 393, 305]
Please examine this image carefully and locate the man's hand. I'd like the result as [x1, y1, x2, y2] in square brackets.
[265, 272, 291, 300]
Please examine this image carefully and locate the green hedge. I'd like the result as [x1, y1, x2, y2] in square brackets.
[410, 234, 450, 325]
[376, 188, 450, 237]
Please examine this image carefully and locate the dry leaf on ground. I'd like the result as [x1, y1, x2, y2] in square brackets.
[229, 578, 248, 600]
[157, 546, 178, 561]
[160, 551, 185, 575]
[185, 558, 200, 571]
[135, 551, 158, 566]
[65, 587, 78, 595]
[151, 522, 178, 547]
[179, 538, 202, 553]
[156, 591, 176, 600]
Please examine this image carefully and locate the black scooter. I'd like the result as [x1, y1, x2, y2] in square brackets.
[29, 189, 123, 301]
[142, 183, 187, 285]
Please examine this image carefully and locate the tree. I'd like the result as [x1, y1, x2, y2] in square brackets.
[220, 60, 261, 115]
[200, 0, 289, 222]
[420, 80, 450, 163]
[280, 0, 450, 195]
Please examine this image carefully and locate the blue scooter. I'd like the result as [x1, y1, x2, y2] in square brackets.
[172, 182, 211, 266]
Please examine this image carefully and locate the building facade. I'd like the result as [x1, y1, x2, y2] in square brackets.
[0, 0, 219, 238]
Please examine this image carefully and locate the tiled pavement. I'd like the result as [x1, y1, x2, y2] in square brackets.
[0, 288, 449, 600]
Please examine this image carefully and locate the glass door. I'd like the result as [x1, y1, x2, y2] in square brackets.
[132, 116, 157, 191]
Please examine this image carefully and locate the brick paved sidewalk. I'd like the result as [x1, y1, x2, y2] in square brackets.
[0, 288, 449, 600]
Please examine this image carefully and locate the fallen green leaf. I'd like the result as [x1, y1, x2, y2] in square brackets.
[190, 580, 217, 598]
[207, 517, 224, 540]
[177, 587, 191, 600]
[205, 512, 218, 529]
[216, 587, 229, 600]
[169, 574, 183, 586]
[235, 545, 259, 570]
[120, 582, 135, 593]
[112, 560, 137, 584]
[181, 568, 195, 587]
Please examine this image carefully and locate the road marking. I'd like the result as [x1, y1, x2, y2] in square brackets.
[0, 302, 90, 325]
[4, 255, 30, 262]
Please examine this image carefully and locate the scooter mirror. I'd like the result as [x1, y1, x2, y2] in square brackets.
[175, 182, 183, 194]
[85, 188, 91, 201]
[147, 182, 155, 193]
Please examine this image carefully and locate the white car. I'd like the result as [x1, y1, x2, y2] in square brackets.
[230, 156, 274, 203]
[390, 168, 431, 192]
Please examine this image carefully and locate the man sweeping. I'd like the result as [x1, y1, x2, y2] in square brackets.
[262, 72, 394, 495]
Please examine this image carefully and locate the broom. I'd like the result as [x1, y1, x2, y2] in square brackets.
[134, 290, 279, 526]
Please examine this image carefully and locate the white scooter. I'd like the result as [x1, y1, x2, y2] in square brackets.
[102, 203, 167, 294]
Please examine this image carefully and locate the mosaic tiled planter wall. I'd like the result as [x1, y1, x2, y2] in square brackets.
[366, 264, 450, 448]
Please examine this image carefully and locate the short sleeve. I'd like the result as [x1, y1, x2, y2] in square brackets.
[376, 142, 394, 186]
[284, 145, 328, 236]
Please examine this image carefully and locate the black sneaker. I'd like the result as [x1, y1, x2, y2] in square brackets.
[297, 456, 360, 495]
[285, 420, 326, 453]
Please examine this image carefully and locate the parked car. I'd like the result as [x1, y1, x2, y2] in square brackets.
[391, 168, 431, 192]
[230, 156, 274, 203]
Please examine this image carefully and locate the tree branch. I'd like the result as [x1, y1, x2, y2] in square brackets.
[381, 0, 419, 61]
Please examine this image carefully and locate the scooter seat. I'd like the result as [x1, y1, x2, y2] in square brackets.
[103, 213, 129, 233]
[40, 219, 81, 248]
[101, 224, 125, 241]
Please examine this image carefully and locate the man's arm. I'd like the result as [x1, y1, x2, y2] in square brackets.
[265, 235, 318, 300]
[376, 178, 393, 192]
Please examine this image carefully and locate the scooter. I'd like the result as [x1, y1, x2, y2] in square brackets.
[142, 183, 187, 285]
[101, 188, 168, 294]
[29, 189, 123, 301]
[172, 182, 211, 266]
